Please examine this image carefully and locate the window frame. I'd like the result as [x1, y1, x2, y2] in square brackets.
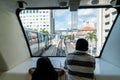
[16, 5, 119, 58]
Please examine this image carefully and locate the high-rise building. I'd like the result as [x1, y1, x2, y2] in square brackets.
[96, 8, 117, 55]
[71, 11, 78, 31]
[102, 8, 117, 45]
[19, 10, 55, 34]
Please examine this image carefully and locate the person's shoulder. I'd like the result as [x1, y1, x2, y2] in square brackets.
[67, 52, 76, 55]
[86, 53, 95, 58]
[85, 53, 96, 61]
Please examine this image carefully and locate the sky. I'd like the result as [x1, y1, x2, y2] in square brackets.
[53, 9, 97, 30]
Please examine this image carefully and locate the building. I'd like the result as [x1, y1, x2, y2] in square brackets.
[19, 10, 55, 34]
[77, 23, 96, 55]
[95, 8, 117, 55]
[102, 8, 117, 44]
[77, 23, 96, 38]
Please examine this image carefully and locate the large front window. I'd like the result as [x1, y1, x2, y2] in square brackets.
[19, 8, 117, 57]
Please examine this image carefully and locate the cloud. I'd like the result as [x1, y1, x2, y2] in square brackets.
[54, 10, 68, 17]
[88, 17, 96, 23]
[59, 27, 66, 30]
[54, 9, 97, 30]
[78, 18, 84, 22]
[78, 9, 96, 16]
[55, 21, 69, 30]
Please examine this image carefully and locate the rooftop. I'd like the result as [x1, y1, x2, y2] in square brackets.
[80, 25, 95, 31]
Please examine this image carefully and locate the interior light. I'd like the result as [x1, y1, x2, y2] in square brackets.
[91, 0, 99, 4]
[17, 0, 27, 9]
[110, 0, 120, 7]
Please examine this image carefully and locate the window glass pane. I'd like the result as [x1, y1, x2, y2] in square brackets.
[19, 8, 117, 57]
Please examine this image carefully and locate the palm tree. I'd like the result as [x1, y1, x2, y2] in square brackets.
[85, 31, 97, 55]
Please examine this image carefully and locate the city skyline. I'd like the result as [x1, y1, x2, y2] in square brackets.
[54, 9, 97, 30]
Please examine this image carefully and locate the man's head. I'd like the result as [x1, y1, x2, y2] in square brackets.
[75, 38, 88, 51]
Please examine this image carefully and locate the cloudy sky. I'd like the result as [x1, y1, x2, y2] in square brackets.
[53, 9, 97, 30]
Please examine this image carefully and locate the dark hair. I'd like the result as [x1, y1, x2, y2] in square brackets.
[75, 38, 88, 51]
[32, 57, 58, 80]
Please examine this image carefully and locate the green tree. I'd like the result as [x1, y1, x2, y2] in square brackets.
[41, 29, 49, 34]
[66, 35, 71, 39]
[85, 31, 97, 42]
[85, 31, 97, 55]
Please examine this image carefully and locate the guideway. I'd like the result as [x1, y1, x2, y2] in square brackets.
[42, 39, 75, 56]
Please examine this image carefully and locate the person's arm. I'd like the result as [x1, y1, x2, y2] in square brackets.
[28, 67, 36, 75]
[55, 68, 65, 76]
[64, 59, 67, 69]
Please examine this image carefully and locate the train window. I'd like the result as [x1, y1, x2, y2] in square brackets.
[18, 8, 117, 57]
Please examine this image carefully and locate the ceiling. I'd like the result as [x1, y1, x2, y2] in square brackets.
[0, 0, 114, 11]
[21, 0, 112, 8]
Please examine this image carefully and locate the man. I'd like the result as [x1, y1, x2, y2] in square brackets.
[64, 38, 96, 80]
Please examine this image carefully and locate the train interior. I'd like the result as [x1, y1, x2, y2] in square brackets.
[0, 0, 120, 80]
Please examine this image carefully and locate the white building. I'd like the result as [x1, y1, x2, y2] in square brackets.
[19, 9, 55, 34]
[96, 8, 117, 55]
[102, 8, 117, 45]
